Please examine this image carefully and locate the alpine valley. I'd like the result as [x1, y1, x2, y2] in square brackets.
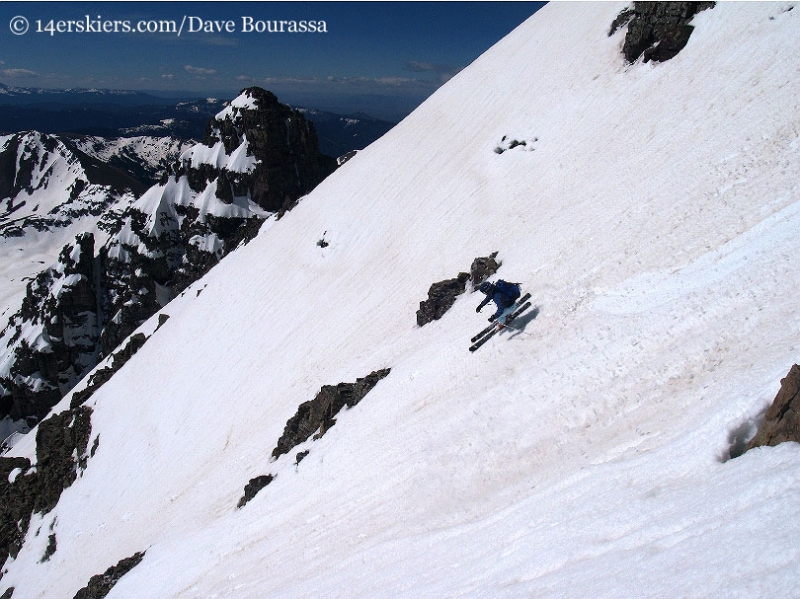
[2, 3, 800, 598]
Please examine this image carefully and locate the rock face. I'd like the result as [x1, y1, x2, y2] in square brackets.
[610, 2, 715, 64]
[0, 234, 101, 421]
[746, 364, 800, 451]
[1, 88, 336, 424]
[416, 273, 471, 327]
[272, 368, 391, 459]
[199, 87, 335, 213]
[0, 405, 93, 568]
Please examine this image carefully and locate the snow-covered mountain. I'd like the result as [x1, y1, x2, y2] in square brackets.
[71, 136, 195, 187]
[0, 132, 189, 440]
[0, 131, 147, 311]
[0, 89, 334, 429]
[2, 2, 800, 598]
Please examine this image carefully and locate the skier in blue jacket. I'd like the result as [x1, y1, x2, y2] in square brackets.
[476, 279, 521, 322]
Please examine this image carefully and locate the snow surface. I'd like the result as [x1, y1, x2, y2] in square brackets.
[3, 3, 800, 598]
[215, 92, 260, 121]
[183, 139, 258, 173]
[0, 132, 142, 316]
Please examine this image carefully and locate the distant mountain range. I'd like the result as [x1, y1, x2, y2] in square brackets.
[0, 83, 396, 158]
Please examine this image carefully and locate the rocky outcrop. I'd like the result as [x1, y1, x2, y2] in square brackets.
[70, 332, 150, 410]
[0, 234, 101, 421]
[72, 551, 146, 599]
[41, 533, 56, 563]
[241, 368, 390, 510]
[416, 253, 501, 327]
[0, 405, 93, 568]
[272, 368, 391, 459]
[610, 2, 715, 64]
[237, 475, 275, 508]
[0, 456, 36, 568]
[469, 252, 501, 287]
[417, 273, 471, 327]
[746, 365, 800, 451]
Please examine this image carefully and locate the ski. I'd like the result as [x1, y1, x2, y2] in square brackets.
[470, 293, 531, 343]
[469, 300, 532, 352]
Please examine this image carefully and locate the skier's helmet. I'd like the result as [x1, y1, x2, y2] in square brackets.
[478, 282, 493, 294]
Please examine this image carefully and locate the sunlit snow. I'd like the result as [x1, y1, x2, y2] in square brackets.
[2, 3, 799, 598]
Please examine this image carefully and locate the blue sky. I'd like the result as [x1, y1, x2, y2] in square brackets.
[0, 2, 545, 119]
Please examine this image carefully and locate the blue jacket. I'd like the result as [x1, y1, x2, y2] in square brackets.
[477, 280, 521, 320]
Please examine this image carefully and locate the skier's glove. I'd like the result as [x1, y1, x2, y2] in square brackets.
[476, 306, 482, 313]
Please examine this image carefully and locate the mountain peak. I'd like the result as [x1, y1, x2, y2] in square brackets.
[214, 87, 280, 123]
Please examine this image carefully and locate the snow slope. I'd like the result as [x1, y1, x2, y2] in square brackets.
[4, 2, 800, 597]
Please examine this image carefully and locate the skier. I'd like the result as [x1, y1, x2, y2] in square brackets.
[476, 279, 522, 322]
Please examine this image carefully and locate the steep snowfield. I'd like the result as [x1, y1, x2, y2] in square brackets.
[4, 3, 800, 597]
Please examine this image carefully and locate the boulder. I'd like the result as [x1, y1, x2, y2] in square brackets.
[416, 273, 470, 327]
[746, 364, 800, 451]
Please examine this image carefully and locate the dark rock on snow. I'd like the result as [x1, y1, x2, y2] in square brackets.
[272, 368, 391, 459]
[72, 551, 146, 599]
[70, 332, 150, 410]
[237, 474, 275, 508]
[611, 2, 715, 64]
[40, 533, 57, 563]
[469, 251, 501, 287]
[746, 364, 800, 452]
[0, 405, 93, 567]
[416, 273, 471, 327]
[416, 252, 501, 327]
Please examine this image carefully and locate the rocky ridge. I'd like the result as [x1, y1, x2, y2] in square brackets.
[0, 131, 144, 240]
